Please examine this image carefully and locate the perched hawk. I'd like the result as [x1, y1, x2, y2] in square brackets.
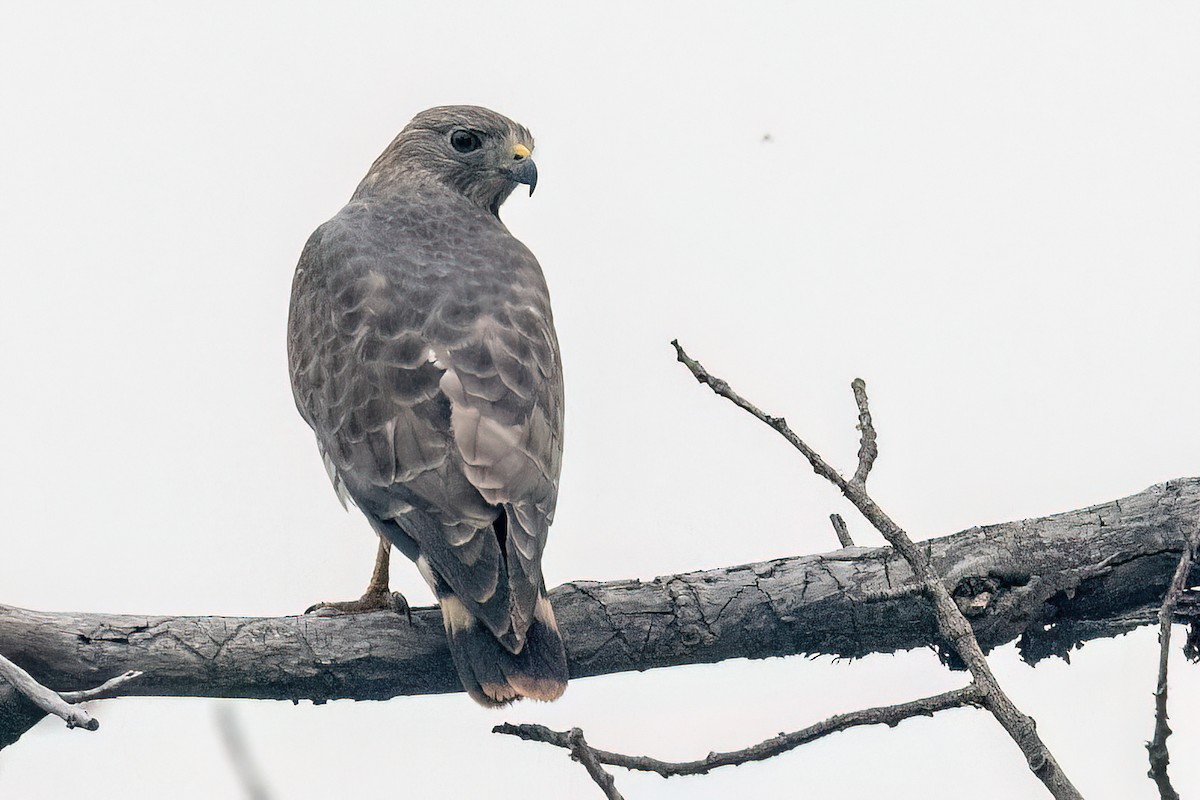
[287, 106, 567, 705]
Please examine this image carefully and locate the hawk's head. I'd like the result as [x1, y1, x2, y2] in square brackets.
[358, 105, 537, 216]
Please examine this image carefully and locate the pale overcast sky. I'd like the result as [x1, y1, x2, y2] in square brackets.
[1, 3, 1198, 798]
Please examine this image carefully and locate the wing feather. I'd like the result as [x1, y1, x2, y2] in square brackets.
[288, 193, 562, 648]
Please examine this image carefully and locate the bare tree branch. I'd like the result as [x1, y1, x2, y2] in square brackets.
[58, 670, 143, 703]
[566, 728, 625, 799]
[670, 341, 846, 488]
[672, 342, 1082, 798]
[850, 377, 877, 486]
[0, 651, 95, 730]
[1146, 519, 1200, 799]
[495, 685, 983, 777]
[0, 652, 141, 732]
[856, 583, 925, 603]
[829, 513, 855, 547]
[1, 479, 1197, 754]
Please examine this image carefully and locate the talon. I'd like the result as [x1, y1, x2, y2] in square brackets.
[305, 537, 407, 617]
[390, 591, 413, 623]
[305, 604, 343, 617]
[304, 588, 411, 617]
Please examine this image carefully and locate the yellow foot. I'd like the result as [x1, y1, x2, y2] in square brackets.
[305, 589, 411, 622]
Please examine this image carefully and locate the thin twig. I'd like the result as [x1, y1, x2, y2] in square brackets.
[672, 341, 1082, 799]
[496, 685, 982, 777]
[216, 705, 275, 800]
[850, 378, 877, 486]
[59, 670, 144, 703]
[830, 513, 855, 547]
[672, 341, 847, 489]
[567, 728, 625, 799]
[1146, 519, 1200, 800]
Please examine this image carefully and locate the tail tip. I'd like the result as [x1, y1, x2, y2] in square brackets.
[474, 673, 567, 707]
[441, 594, 569, 706]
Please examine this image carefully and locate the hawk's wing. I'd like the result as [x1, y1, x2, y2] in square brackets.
[287, 196, 563, 647]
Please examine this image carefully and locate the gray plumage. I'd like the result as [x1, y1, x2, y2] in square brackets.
[287, 106, 567, 705]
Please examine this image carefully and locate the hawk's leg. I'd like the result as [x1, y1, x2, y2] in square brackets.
[305, 536, 411, 620]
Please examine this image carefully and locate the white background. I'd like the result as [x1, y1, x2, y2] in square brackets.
[1, 3, 1198, 797]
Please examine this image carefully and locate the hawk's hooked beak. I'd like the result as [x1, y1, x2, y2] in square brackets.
[507, 144, 538, 196]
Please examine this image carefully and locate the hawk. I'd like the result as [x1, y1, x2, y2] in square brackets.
[287, 106, 567, 705]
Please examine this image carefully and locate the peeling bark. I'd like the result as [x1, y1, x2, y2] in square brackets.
[1, 478, 1197, 749]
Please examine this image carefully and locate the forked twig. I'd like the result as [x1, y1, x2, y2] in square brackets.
[567, 728, 625, 799]
[496, 685, 982, 777]
[0, 652, 142, 731]
[668, 341, 1081, 799]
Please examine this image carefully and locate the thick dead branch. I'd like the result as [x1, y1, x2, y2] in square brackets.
[495, 685, 982, 777]
[672, 343, 1080, 797]
[1146, 519, 1200, 799]
[1, 480, 1198, 751]
[857, 583, 924, 603]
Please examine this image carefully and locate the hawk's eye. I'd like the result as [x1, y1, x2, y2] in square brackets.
[450, 130, 483, 153]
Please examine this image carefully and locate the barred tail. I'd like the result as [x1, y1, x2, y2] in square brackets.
[439, 590, 568, 707]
